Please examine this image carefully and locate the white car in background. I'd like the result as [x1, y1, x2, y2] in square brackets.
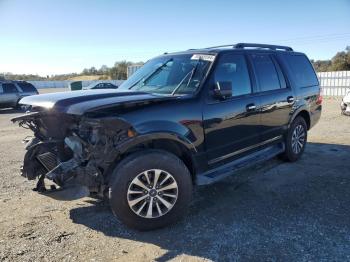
[0, 81, 38, 109]
[82, 82, 118, 90]
[341, 91, 350, 115]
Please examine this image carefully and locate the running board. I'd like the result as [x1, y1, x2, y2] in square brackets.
[196, 142, 285, 185]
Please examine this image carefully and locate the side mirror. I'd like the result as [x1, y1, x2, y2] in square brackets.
[213, 81, 232, 99]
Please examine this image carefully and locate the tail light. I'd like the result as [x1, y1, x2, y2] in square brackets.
[316, 94, 323, 105]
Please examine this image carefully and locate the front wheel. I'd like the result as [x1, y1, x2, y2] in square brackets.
[109, 150, 193, 231]
[281, 116, 307, 162]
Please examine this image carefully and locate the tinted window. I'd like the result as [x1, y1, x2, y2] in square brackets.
[273, 58, 287, 89]
[92, 83, 117, 89]
[92, 83, 104, 89]
[251, 54, 281, 92]
[105, 83, 117, 89]
[17, 82, 37, 92]
[2, 83, 18, 93]
[214, 54, 251, 97]
[285, 54, 319, 88]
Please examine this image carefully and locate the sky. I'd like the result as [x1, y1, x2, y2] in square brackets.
[0, 0, 349, 76]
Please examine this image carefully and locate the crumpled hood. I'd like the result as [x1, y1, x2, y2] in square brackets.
[19, 89, 176, 115]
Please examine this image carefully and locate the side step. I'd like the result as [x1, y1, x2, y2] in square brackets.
[196, 142, 285, 185]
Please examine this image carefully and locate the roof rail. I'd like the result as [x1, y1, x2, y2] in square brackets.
[234, 43, 293, 51]
[197, 43, 293, 51]
[202, 44, 236, 49]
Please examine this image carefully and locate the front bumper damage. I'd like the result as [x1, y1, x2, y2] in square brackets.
[12, 111, 131, 201]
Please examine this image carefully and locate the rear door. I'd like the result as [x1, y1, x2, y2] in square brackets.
[249, 53, 295, 142]
[203, 52, 262, 167]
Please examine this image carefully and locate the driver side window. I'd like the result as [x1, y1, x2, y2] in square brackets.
[214, 54, 252, 97]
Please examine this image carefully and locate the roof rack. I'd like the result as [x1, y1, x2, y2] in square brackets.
[234, 43, 293, 51]
[199, 43, 293, 51]
[201, 44, 237, 49]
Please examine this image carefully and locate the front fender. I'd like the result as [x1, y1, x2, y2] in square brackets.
[115, 132, 198, 155]
[135, 120, 192, 138]
[131, 120, 198, 151]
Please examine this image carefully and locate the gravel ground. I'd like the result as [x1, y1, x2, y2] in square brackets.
[0, 93, 349, 261]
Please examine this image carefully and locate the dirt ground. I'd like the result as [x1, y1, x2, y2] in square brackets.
[0, 92, 349, 261]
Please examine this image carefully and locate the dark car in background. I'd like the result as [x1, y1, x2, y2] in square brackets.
[0, 81, 38, 109]
[82, 82, 118, 90]
[12, 43, 321, 230]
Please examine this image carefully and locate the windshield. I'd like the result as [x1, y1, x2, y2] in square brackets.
[118, 54, 214, 95]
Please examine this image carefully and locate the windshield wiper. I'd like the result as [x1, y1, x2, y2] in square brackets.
[128, 58, 173, 90]
[171, 59, 201, 96]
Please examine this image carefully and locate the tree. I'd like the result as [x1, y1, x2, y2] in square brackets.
[311, 59, 332, 72]
[108, 61, 133, 79]
[89, 67, 98, 75]
[311, 46, 350, 72]
[330, 51, 350, 71]
[99, 65, 109, 75]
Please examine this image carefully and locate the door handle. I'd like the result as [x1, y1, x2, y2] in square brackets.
[246, 103, 256, 111]
[287, 96, 295, 103]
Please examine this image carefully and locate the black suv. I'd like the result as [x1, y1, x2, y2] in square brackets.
[12, 43, 321, 230]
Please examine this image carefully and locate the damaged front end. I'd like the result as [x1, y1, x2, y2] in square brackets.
[12, 110, 131, 201]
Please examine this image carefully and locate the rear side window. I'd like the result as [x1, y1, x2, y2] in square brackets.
[17, 82, 37, 92]
[92, 83, 104, 89]
[214, 53, 252, 97]
[2, 83, 18, 93]
[251, 54, 281, 92]
[285, 54, 319, 88]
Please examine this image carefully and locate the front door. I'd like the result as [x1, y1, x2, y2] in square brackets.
[203, 53, 261, 167]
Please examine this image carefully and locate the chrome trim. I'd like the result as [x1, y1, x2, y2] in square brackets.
[208, 135, 283, 165]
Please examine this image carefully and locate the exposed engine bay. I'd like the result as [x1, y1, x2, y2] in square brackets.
[12, 109, 132, 200]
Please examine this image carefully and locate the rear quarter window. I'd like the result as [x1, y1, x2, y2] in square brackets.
[285, 54, 319, 88]
[17, 82, 37, 92]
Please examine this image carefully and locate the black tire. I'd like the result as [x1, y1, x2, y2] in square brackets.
[109, 149, 193, 231]
[281, 116, 308, 162]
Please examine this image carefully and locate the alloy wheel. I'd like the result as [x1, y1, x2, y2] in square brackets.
[291, 124, 305, 154]
[127, 169, 178, 219]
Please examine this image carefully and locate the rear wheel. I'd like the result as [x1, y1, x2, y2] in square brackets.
[109, 150, 192, 231]
[281, 116, 307, 162]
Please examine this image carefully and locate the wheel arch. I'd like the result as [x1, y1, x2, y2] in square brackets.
[289, 109, 311, 130]
[106, 133, 197, 184]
